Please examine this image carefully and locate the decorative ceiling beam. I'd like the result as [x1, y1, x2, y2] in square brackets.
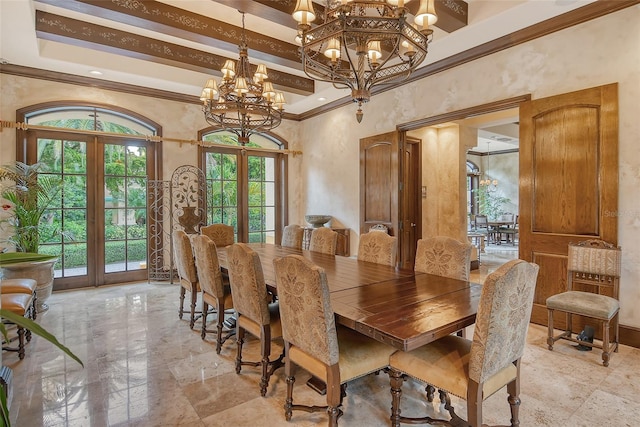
[35, 11, 315, 96]
[208, 0, 328, 29]
[37, 0, 305, 70]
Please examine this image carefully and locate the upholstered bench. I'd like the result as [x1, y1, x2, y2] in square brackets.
[1, 293, 35, 360]
[1, 278, 37, 320]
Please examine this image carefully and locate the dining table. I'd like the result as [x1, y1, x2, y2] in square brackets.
[217, 243, 481, 352]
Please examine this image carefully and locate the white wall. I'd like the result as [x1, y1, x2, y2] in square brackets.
[297, 7, 640, 328]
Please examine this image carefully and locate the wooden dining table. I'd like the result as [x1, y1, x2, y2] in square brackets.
[217, 243, 481, 352]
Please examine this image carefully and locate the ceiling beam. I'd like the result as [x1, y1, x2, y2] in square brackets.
[35, 11, 315, 95]
[37, 0, 305, 70]
[208, 0, 328, 29]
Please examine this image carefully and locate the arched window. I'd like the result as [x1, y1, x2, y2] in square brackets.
[16, 102, 161, 290]
[198, 129, 287, 244]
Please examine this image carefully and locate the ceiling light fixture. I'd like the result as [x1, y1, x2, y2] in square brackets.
[201, 11, 285, 145]
[480, 140, 498, 192]
[292, 0, 437, 122]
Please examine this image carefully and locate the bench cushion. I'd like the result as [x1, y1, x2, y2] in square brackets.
[1, 293, 33, 314]
[1, 278, 37, 294]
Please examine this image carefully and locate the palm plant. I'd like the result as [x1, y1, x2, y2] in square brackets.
[0, 162, 61, 253]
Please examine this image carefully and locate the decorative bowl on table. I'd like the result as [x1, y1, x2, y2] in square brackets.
[305, 215, 332, 228]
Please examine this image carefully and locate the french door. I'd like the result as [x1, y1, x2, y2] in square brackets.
[200, 145, 284, 244]
[25, 130, 156, 290]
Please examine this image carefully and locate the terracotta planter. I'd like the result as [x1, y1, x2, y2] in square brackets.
[1, 259, 57, 313]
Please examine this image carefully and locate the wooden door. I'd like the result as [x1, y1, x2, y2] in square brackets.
[360, 132, 399, 237]
[360, 132, 421, 268]
[519, 83, 618, 327]
[399, 136, 422, 269]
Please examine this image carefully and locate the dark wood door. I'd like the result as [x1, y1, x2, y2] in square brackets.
[399, 136, 421, 269]
[360, 132, 421, 268]
[360, 132, 399, 236]
[519, 83, 618, 327]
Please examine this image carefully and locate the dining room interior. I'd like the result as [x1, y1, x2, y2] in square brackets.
[1, 1, 639, 426]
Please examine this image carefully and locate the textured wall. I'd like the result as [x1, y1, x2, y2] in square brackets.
[297, 7, 640, 327]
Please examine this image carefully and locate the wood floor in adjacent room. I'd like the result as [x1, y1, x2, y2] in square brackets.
[6, 247, 640, 426]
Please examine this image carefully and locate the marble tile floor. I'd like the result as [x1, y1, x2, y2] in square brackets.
[6, 262, 640, 426]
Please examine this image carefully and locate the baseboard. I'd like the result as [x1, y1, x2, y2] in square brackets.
[620, 324, 640, 349]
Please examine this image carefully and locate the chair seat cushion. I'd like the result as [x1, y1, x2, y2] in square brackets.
[1, 294, 33, 314]
[1, 278, 37, 294]
[389, 335, 517, 400]
[289, 325, 395, 384]
[546, 291, 619, 319]
[238, 302, 282, 339]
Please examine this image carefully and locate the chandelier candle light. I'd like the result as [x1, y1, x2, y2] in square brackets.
[201, 12, 285, 145]
[292, 0, 437, 122]
[480, 140, 498, 192]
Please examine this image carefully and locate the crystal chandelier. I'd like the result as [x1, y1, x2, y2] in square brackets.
[480, 141, 498, 192]
[201, 12, 285, 145]
[292, 0, 437, 122]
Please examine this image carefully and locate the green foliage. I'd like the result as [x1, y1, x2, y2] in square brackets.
[0, 162, 63, 253]
[473, 186, 511, 221]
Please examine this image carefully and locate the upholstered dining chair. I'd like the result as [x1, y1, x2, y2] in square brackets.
[1, 289, 36, 360]
[192, 234, 235, 353]
[273, 255, 396, 426]
[226, 243, 284, 397]
[308, 227, 338, 255]
[414, 236, 473, 281]
[281, 224, 304, 249]
[546, 239, 622, 366]
[388, 259, 539, 427]
[172, 229, 201, 329]
[357, 231, 397, 267]
[201, 223, 235, 247]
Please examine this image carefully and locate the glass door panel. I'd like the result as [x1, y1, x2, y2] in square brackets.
[36, 137, 91, 280]
[103, 143, 147, 276]
[205, 151, 238, 233]
[248, 156, 275, 243]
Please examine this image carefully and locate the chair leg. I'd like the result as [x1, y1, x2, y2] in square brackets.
[189, 288, 197, 329]
[285, 374, 295, 422]
[466, 381, 482, 427]
[216, 307, 224, 354]
[201, 300, 209, 340]
[547, 308, 555, 350]
[425, 384, 435, 402]
[17, 326, 26, 360]
[235, 327, 245, 374]
[507, 377, 521, 427]
[602, 320, 611, 367]
[178, 286, 186, 320]
[389, 368, 404, 427]
[614, 314, 620, 353]
[260, 334, 271, 397]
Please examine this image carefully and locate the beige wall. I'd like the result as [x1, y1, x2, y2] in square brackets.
[297, 7, 640, 328]
[1, 7, 638, 326]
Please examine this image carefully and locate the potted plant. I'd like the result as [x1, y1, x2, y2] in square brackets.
[0, 162, 62, 312]
[473, 185, 511, 221]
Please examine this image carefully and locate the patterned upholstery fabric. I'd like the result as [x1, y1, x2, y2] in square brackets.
[193, 235, 224, 299]
[201, 223, 235, 248]
[567, 239, 622, 277]
[414, 236, 473, 281]
[173, 229, 198, 284]
[281, 224, 304, 249]
[357, 231, 397, 267]
[226, 243, 271, 326]
[308, 227, 338, 255]
[469, 259, 539, 384]
[389, 258, 539, 427]
[273, 255, 339, 366]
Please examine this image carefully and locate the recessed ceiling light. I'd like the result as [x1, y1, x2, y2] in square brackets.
[89, 70, 103, 76]
[318, 97, 326, 101]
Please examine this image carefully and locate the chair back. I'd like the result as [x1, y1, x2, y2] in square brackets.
[226, 243, 271, 326]
[193, 234, 225, 299]
[281, 224, 304, 249]
[173, 229, 197, 283]
[273, 255, 339, 366]
[475, 215, 488, 229]
[469, 259, 539, 385]
[357, 231, 397, 267]
[369, 223, 389, 233]
[309, 227, 338, 255]
[567, 239, 621, 298]
[201, 223, 235, 247]
[414, 236, 472, 281]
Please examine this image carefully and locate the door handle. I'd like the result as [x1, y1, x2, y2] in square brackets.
[411, 223, 416, 227]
